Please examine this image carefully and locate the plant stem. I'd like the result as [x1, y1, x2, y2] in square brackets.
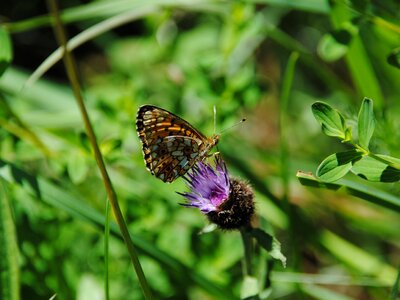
[104, 199, 110, 300]
[240, 227, 254, 277]
[279, 51, 299, 267]
[46, 0, 152, 298]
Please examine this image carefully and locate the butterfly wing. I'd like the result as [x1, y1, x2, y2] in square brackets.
[136, 105, 208, 182]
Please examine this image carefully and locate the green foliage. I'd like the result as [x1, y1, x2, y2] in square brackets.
[0, 179, 20, 300]
[311, 99, 400, 183]
[311, 101, 350, 141]
[357, 98, 375, 150]
[1, 0, 400, 299]
[316, 150, 362, 182]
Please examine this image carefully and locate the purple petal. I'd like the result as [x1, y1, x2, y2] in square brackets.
[179, 157, 230, 214]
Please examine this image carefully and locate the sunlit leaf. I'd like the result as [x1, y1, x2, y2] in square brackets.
[240, 276, 259, 299]
[351, 155, 400, 182]
[357, 98, 375, 150]
[312, 101, 348, 140]
[250, 228, 286, 267]
[317, 150, 362, 182]
[270, 238, 287, 268]
[317, 30, 350, 62]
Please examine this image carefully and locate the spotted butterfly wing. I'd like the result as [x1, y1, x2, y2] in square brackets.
[136, 105, 219, 182]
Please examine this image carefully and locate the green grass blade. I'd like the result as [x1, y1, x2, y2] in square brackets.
[0, 179, 20, 300]
[280, 51, 299, 267]
[0, 26, 13, 78]
[280, 51, 299, 189]
[296, 171, 400, 213]
[320, 230, 397, 285]
[302, 284, 353, 300]
[244, 0, 330, 13]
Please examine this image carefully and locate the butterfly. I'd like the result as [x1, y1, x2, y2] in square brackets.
[136, 105, 220, 183]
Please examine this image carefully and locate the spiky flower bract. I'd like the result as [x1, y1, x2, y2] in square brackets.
[179, 157, 255, 230]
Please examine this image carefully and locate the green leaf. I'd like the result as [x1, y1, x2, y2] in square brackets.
[317, 31, 350, 62]
[240, 276, 259, 300]
[0, 179, 20, 300]
[351, 156, 400, 182]
[250, 228, 286, 267]
[312, 101, 348, 140]
[357, 98, 375, 150]
[0, 26, 13, 78]
[375, 154, 400, 169]
[250, 228, 272, 250]
[270, 238, 287, 268]
[317, 150, 362, 182]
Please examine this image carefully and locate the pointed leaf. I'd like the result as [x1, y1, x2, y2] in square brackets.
[270, 238, 287, 268]
[250, 228, 286, 267]
[351, 156, 400, 182]
[317, 150, 362, 182]
[358, 98, 375, 149]
[317, 30, 350, 62]
[312, 101, 348, 140]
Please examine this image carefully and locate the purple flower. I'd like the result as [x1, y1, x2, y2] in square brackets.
[178, 156, 255, 230]
[179, 157, 230, 213]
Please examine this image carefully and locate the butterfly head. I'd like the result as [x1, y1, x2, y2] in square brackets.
[211, 134, 220, 146]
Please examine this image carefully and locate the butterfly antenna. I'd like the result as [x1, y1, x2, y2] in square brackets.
[219, 118, 246, 135]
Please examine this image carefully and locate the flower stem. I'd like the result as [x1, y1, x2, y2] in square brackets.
[240, 226, 254, 276]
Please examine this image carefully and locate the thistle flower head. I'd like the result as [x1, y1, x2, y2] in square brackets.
[180, 157, 230, 213]
[179, 157, 255, 230]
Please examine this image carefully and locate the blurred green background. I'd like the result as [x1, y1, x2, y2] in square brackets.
[1, 0, 400, 299]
